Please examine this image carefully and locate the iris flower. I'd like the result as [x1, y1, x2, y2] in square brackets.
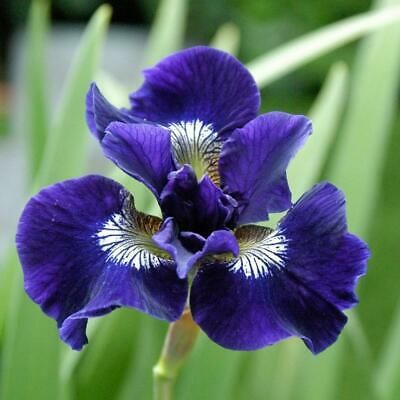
[16, 47, 369, 353]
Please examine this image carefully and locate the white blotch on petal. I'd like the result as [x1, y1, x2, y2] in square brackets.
[168, 119, 221, 182]
[95, 202, 166, 270]
[229, 229, 290, 279]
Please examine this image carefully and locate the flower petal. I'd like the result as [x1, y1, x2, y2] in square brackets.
[190, 182, 369, 353]
[219, 112, 312, 224]
[86, 83, 141, 141]
[129, 46, 260, 135]
[16, 175, 188, 350]
[153, 218, 239, 279]
[160, 166, 237, 236]
[278, 182, 369, 312]
[102, 122, 175, 196]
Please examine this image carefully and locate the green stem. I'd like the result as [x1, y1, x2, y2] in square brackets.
[153, 309, 199, 400]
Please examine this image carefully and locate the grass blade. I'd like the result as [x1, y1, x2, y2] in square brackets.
[34, 5, 112, 189]
[143, 0, 188, 67]
[266, 61, 348, 227]
[0, 0, 50, 340]
[327, 3, 400, 236]
[247, 6, 400, 88]
[25, 0, 49, 177]
[210, 23, 241, 56]
[175, 335, 243, 400]
[375, 301, 400, 400]
[325, 0, 400, 398]
[289, 62, 348, 200]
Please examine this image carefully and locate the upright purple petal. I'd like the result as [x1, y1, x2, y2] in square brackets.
[219, 112, 312, 224]
[159, 165, 199, 229]
[86, 83, 141, 141]
[190, 182, 369, 354]
[16, 175, 188, 350]
[129, 46, 260, 135]
[102, 122, 175, 196]
[160, 165, 237, 236]
[195, 176, 238, 230]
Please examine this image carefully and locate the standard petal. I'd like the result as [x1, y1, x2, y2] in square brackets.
[219, 112, 312, 224]
[86, 83, 141, 141]
[190, 182, 369, 354]
[195, 176, 238, 231]
[160, 166, 237, 236]
[103, 122, 175, 196]
[153, 218, 239, 279]
[16, 175, 188, 350]
[130, 46, 260, 134]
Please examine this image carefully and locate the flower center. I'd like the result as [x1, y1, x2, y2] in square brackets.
[168, 120, 222, 185]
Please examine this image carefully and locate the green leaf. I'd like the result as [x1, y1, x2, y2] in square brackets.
[0, 268, 60, 400]
[175, 335, 243, 400]
[68, 309, 160, 400]
[0, 6, 111, 400]
[325, 0, 400, 398]
[115, 317, 165, 400]
[0, 249, 19, 338]
[327, 3, 400, 237]
[210, 23, 241, 56]
[143, 0, 188, 67]
[375, 301, 400, 400]
[368, 115, 400, 400]
[34, 4, 112, 189]
[289, 62, 349, 200]
[247, 6, 400, 88]
[267, 61, 349, 227]
[0, 0, 49, 342]
[25, 0, 49, 177]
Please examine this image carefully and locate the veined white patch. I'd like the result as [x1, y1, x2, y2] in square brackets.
[95, 210, 163, 271]
[229, 229, 290, 279]
[168, 119, 222, 182]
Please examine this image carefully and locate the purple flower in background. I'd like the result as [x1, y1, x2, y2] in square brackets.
[16, 47, 369, 353]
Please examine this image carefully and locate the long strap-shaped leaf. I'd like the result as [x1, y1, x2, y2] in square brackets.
[143, 0, 188, 67]
[25, 0, 49, 177]
[33, 6, 111, 189]
[247, 6, 400, 87]
[210, 23, 241, 56]
[326, 0, 400, 398]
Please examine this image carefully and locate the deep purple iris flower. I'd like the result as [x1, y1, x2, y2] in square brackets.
[16, 46, 369, 353]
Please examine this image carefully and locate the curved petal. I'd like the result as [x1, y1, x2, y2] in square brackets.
[86, 83, 141, 141]
[159, 165, 199, 229]
[160, 166, 237, 236]
[219, 112, 312, 224]
[103, 122, 175, 196]
[153, 218, 239, 279]
[130, 46, 260, 135]
[16, 175, 188, 350]
[190, 182, 369, 354]
[278, 182, 369, 312]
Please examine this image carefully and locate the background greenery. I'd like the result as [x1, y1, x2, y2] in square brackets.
[0, 0, 399, 399]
